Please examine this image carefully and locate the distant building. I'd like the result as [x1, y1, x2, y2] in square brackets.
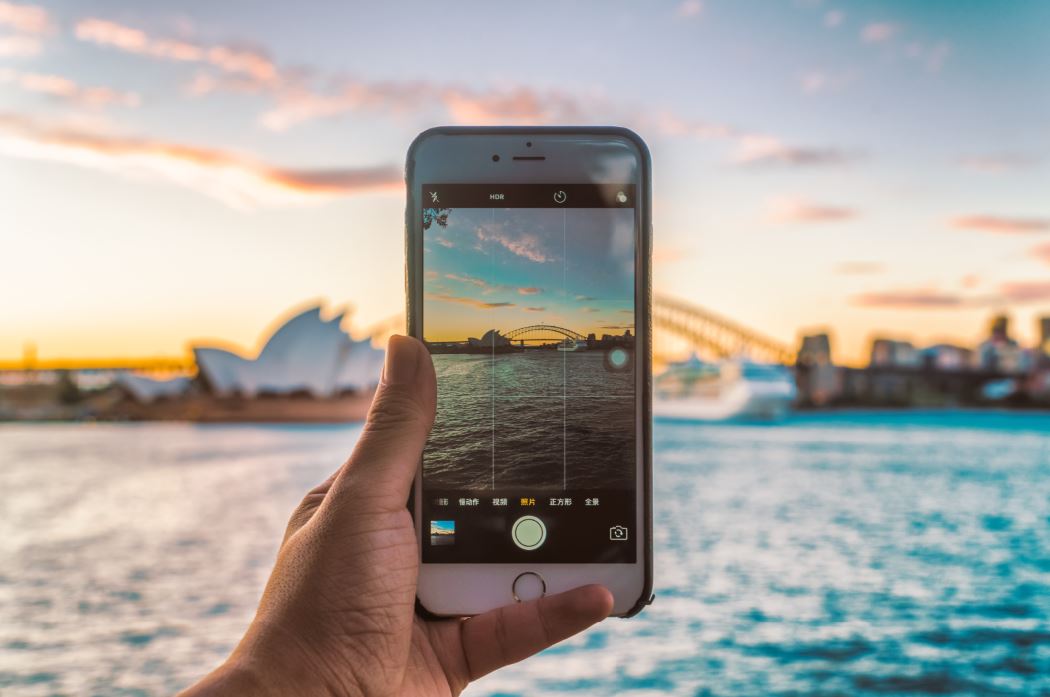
[976, 314, 1027, 374]
[796, 333, 839, 405]
[194, 305, 384, 398]
[797, 333, 832, 366]
[1040, 317, 1050, 357]
[870, 338, 919, 368]
[467, 329, 511, 348]
[919, 344, 973, 372]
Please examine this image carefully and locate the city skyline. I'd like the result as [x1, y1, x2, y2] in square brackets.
[1, 1, 1048, 365]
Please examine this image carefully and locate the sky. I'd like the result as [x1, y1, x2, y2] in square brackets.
[1, 0, 1048, 365]
[423, 207, 635, 342]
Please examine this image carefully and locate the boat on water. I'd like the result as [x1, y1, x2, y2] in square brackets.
[654, 354, 797, 421]
[556, 339, 588, 351]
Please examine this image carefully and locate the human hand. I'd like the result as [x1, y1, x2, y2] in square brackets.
[181, 335, 613, 696]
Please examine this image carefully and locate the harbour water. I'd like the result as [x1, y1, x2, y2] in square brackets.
[426, 352, 634, 490]
[1, 412, 1048, 695]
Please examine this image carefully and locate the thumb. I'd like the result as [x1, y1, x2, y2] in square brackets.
[330, 334, 436, 514]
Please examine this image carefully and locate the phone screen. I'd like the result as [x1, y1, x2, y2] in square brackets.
[421, 183, 637, 564]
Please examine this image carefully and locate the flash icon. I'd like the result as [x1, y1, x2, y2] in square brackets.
[429, 191, 440, 203]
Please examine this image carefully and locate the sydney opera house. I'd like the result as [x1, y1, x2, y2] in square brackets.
[104, 304, 385, 421]
[192, 305, 383, 399]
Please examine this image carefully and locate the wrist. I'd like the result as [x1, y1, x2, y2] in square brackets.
[183, 619, 367, 697]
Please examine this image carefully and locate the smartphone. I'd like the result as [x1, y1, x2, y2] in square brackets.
[405, 127, 652, 618]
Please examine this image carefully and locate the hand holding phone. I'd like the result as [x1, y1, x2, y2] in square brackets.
[179, 335, 614, 697]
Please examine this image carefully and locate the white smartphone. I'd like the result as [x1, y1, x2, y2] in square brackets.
[405, 127, 652, 618]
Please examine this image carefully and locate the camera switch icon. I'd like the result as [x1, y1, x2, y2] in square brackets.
[609, 525, 629, 541]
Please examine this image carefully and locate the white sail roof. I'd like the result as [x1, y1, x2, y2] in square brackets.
[194, 305, 384, 398]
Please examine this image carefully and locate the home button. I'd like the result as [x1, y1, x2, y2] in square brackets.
[511, 572, 546, 603]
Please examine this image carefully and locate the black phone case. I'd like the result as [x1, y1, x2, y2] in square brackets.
[405, 126, 654, 619]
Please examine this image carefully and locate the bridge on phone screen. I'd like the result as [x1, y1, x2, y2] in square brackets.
[503, 324, 586, 344]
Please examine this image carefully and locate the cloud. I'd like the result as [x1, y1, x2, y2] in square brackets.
[575, 295, 597, 302]
[425, 292, 514, 310]
[677, 0, 703, 19]
[0, 1, 50, 34]
[445, 273, 543, 297]
[998, 281, 1050, 303]
[861, 22, 899, 43]
[951, 215, 1050, 234]
[582, 307, 602, 313]
[260, 81, 586, 132]
[0, 33, 39, 56]
[524, 306, 546, 312]
[75, 18, 278, 86]
[823, 10, 844, 28]
[446, 272, 488, 289]
[852, 280, 1050, 308]
[835, 261, 885, 275]
[67, 14, 853, 172]
[0, 112, 402, 209]
[0, 68, 140, 107]
[732, 134, 855, 166]
[767, 196, 858, 223]
[1031, 243, 1050, 266]
[475, 223, 554, 263]
[958, 154, 1040, 173]
[852, 288, 963, 308]
[798, 70, 853, 95]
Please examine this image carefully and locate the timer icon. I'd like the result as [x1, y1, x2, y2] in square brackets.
[553, 190, 567, 204]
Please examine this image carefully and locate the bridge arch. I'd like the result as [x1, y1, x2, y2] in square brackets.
[654, 294, 794, 364]
[503, 324, 586, 343]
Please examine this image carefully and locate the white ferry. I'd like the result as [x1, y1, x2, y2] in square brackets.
[654, 354, 797, 421]
[556, 339, 588, 351]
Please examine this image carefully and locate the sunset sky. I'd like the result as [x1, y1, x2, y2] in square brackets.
[1, 0, 1048, 365]
[423, 207, 635, 342]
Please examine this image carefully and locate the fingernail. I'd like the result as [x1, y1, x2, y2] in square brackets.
[383, 335, 418, 385]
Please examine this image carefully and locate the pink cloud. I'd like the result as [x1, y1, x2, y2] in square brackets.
[425, 292, 514, 310]
[0, 68, 140, 107]
[768, 197, 858, 223]
[861, 22, 899, 43]
[677, 0, 703, 19]
[0, 112, 402, 209]
[475, 223, 553, 263]
[732, 134, 855, 166]
[852, 288, 963, 308]
[0, 33, 39, 56]
[958, 154, 1039, 173]
[951, 215, 1050, 234]
[1031, 243, 1050, 266]
[75, 18, 277, 86]
[517, 287, 541, 295]
[998, 281, 1050, 303]
[823, 10, 844, 28]
[0, 1, 50, 34]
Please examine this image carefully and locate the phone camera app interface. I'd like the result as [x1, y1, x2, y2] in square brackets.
[421, 184, 637, 564]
